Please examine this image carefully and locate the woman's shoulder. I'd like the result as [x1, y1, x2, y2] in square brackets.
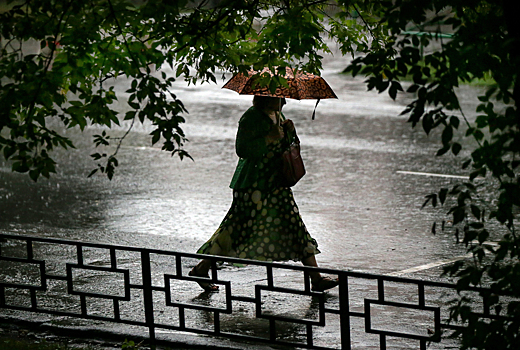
[241, 106, 264, 119]
[239, 106, 268, 126]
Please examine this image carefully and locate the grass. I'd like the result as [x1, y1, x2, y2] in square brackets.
[341, 62, 497, 87]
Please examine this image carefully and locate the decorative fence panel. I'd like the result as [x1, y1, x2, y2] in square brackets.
[0, 233, 503, 349]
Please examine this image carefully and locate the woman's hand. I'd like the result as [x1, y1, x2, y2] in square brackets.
[281, 119, 295, 132]
[266, 124, 284, 144]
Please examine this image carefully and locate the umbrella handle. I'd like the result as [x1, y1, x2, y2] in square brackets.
[311, 99, 320, 120]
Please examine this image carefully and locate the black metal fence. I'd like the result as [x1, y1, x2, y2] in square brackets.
[0, 233, 500, 349]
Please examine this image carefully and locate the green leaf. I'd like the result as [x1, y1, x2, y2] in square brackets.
[439, 188, 448, 205]
[151, 130, 160, 145]
[124, 111, 136, 120]
[452, 142, 462, 155]
[436, 145, 450, 156]
[422, 194, 437, 209]
[12, 161, 29, 173]
[29, 169, 40, 182]
[128, 101, 140, 110]
[389, 81, 403, 100]
[389, 85, 397, 100]
[412, 35, 420, 47]
[407, 84, 419, 93]
[422, 113, 433, 134]
[453, 207, 465, 225]
[3, 145, 16, 160]
[441, 125, 453, 145]
[450, 116, 460, 129]
[90, 153, 104, 160]
[469, 222, 484, 229]
[470, 205, 481, 220]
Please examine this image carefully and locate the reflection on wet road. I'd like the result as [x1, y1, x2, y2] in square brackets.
[0, 50, 485, 277]
[1, 45, 491, 349]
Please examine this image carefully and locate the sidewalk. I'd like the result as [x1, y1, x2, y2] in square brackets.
[1, 233, 474, 349]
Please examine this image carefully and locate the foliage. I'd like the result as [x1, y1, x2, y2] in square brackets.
[345, 0, 520, 348]
[1, 0, 519, 348]
[121, 339, 142, 350]
[0, 0, 356, 180]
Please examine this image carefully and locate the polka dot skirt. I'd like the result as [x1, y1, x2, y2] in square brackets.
[197, 142, 320, 262]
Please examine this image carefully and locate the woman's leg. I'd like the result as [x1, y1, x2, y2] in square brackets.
[191, 244, 222, 292]
[194, 258, 212, 276]
[190, 259, 219, 292]
[301, 255, 322, 283]
[302, 255, 339, 291]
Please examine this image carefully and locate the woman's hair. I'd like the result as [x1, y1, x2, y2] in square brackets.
[253, 96, 285, 110]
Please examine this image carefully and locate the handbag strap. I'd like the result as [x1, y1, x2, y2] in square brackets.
[291, 134, 300, 146]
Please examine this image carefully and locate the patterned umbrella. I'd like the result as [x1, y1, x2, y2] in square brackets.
[222, 67, 337, 100]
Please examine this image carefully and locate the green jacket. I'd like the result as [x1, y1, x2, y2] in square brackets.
[229, 106, 293, 190]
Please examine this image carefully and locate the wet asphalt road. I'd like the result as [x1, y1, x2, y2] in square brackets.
[0, 43, 487, 348]
[0, 56, 481, 274]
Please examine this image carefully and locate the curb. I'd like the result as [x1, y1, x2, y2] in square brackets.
[0, 316, 283, 350]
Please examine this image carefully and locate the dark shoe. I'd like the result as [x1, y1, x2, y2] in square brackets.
[311, 276, 339, 292]
[189, 267, 219, 292]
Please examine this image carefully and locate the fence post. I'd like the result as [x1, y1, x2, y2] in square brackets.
[338, 271, 351, 349]
[141, 251, 155, 347]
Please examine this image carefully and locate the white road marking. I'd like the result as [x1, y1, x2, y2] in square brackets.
[397, 170, 470, 180]
[387, 241, 500, 276]
[386, 254, 472, 276]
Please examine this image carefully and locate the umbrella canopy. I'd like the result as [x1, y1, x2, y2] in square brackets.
[222, 67, 337, 100]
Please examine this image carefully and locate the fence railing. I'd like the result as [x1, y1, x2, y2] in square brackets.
[0, 233, 504, 349]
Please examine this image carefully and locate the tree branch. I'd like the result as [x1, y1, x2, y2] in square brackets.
[26, 0, 74, 130]
[352, 3, 377, 42]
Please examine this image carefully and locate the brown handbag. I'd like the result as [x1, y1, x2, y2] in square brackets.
[281, 135, 306, 187]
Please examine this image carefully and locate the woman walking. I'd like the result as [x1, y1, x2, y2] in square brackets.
[191, 96, 338, 292]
